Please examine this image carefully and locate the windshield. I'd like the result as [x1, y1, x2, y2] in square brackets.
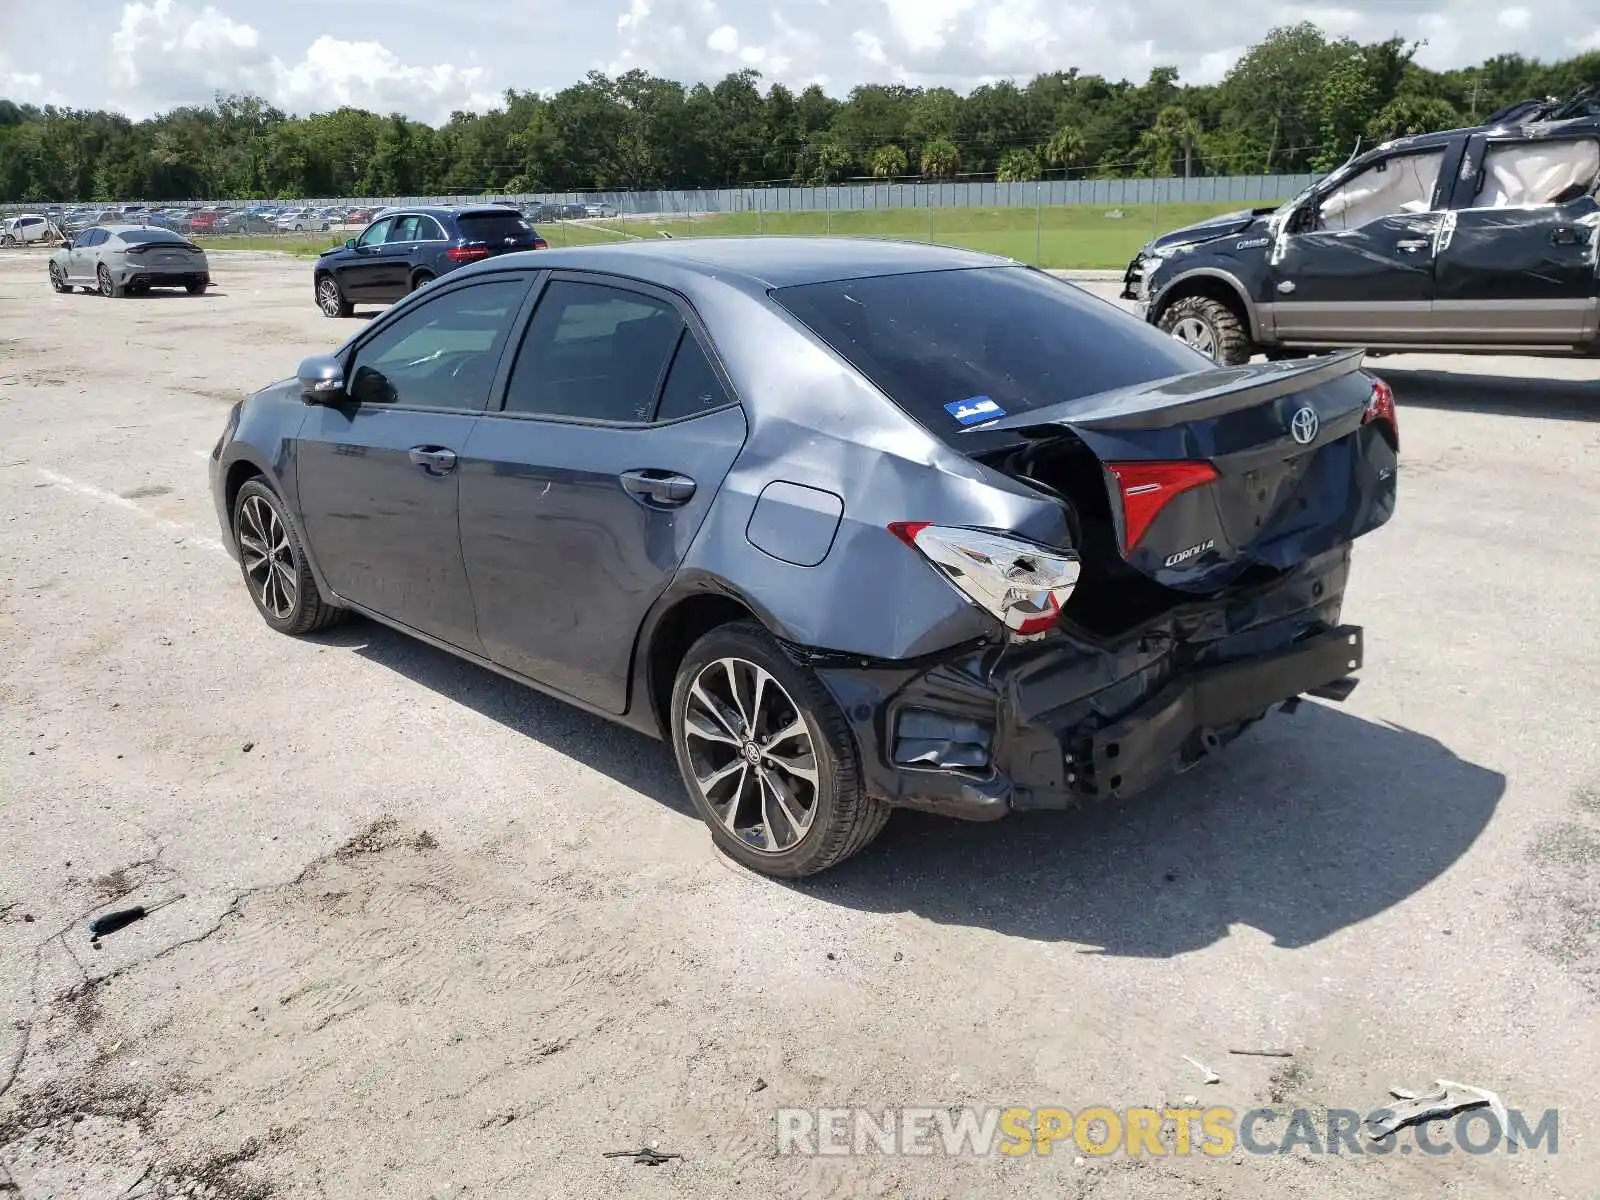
[770, 266, 1203, 447]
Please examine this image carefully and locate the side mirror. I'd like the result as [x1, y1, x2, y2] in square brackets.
[344, 239, 356, 250]
[60, 239, 73, 249]
[297, 354, 346, 402]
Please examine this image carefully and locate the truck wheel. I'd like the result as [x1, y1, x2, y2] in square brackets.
[1159, 295, 1252, 366]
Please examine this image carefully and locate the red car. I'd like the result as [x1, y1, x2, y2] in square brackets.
[188, 209, 221, 233]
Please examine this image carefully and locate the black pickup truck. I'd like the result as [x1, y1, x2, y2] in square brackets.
[1124, 88, 1600, 364]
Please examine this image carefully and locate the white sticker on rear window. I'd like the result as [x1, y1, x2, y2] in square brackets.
[945, 396, 1004, 426]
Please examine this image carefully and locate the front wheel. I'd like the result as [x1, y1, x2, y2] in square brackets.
[1, 235, 15, 247]
[1158, 295, 1252, 366]
[315, 274, 352, 318]
[232, 479, 346, 636]
[669, 621, 889, 878]
[186, 280, 208, 295]
[48, 263, 69, 293]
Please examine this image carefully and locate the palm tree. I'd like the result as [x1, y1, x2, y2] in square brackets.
[1044, 124, 1086, 177]
[919, 136, 961, 180]
[871, 144, 908, 179]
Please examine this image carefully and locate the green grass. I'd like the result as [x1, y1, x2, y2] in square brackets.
[565, 201, 1278, 269]
[194, 201, 1281, 269]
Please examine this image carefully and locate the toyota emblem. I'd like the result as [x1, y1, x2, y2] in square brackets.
[1290, 405, 1319, 445]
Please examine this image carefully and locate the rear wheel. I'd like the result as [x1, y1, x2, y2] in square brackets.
[1158, 295, 1251, 366]
[97, 264, 124, 298]
[186, 280, 208, 295]
[232, 480, 345, 636]
[669, 621, 889, 878]
[410, 270, 435, 293]
[315, 273, 352, 318]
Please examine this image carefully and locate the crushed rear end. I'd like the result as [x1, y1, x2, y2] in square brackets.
[813, 345, 1398, 820]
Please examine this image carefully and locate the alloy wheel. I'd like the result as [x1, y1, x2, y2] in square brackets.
[1169, 315, 1217, 359]
[317, 277, 342, 316]
[237, 494, 298, 620]
[682, 656, 820, 854]
[48, 263, 66, 293]
[97, 266, 113, 297]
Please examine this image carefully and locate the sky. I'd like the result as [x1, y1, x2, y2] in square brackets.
[0, 0, 1597, 125]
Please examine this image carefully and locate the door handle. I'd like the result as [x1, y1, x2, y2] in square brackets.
[619, 469, 696, 507]
[408, 445, 457, 474]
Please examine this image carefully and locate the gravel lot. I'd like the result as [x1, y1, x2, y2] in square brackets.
[2, 247, 1598, 1198]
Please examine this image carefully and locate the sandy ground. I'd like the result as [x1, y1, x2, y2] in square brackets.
[1, 246, 1598, 1199]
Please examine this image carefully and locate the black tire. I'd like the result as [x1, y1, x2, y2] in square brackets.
[186, 280, 208, 295]
[315, 273, 353, 318]
[669, 620, 889, 878]
[97, 264, 124, 298]
[48, 263, 69, 293]
[231, 479, 346, 636]
[1158, 294, 1252, 366]
[410, 270, 435, 293]
[1, 235, 15, 247]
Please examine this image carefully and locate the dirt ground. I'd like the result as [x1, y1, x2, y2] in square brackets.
[1, 247, 1598, 1198]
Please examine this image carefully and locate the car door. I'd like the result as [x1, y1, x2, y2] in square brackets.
[1432, 133, 1600, 343]
[1268, 144, 1454, 344]
[380, 214, 425, 294]
[294, 273, 535, 651]
[334, 217, 396, 300]
[67, 229, 104, 282]
[458, 272, 748, 713]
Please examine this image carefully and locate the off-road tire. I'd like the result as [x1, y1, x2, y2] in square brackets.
[1158, 294, 1252, 366]
[231, 479, 347, 636]
[670, 620, 890, 878]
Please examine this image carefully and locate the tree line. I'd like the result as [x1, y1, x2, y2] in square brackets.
[2, 23, 1598, 203]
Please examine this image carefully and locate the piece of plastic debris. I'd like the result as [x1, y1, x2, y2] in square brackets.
[604, 1148, 682, 1166]
[751, 1078, 767, 1093]
[1227, 1048, 1294, 1057]
[1365, 1080, 1511, 1143]
[1183, 1055, 1221, 1085]
[87, 894, 186, 939]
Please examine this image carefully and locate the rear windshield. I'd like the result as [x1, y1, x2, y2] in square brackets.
[770, 267, 1204, 441]
[456, 211, 535, 240]
[117, 229, 190, 245]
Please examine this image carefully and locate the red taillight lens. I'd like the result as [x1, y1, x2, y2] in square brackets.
[889, 523, 1080, 639]
[1105, 461, 1219, 551]
[446, 245, 490, 263]
[1363, 376, 1398, 445]
[532, 237, 548, 249]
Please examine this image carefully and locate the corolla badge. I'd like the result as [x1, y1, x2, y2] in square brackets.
[1290, 405, 1319, 445]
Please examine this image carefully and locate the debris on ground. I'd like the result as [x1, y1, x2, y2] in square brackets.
[1228, 1047, 1294, 1057]
[1365, 1080, 1511, 1142]
[750, 1078, 767, 1093]
[604, 1147, 682, 1166]
[1182, 1055, 1221, 1084]
[86, 894, 185, 940]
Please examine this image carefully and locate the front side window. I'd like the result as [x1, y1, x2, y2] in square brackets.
[501, 280, 685, 422]
[347, 278, 528, 410]
[1317, 150, 1446, 230]
[1475, 139, 1600, 207]
[357, 217, 393, 248]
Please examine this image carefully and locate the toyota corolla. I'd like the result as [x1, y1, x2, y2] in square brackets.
[209, 238, 1398, 877]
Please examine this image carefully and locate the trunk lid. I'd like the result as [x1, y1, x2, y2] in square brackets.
[976, 350, 1398, 593]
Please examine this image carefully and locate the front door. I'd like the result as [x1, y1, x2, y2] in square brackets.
[458, 274, 747, 713]
[294, 274, 533, 650]
[333, 217, 400, 301]
[1433, 135, 1600, 344]
[1269, 145, 1452, 344]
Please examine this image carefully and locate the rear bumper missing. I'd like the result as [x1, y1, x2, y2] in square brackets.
[810, 548, 1360, 822]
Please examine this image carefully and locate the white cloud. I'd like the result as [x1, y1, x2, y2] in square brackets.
[106, 0, 496, 121]
[706, 24, 740, 53]
[1497, 6, 1530, 30]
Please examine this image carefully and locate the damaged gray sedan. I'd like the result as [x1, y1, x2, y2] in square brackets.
[209, 238, 1398, 877]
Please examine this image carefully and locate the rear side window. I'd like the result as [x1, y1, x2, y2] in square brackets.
[388, 215, 422, 242]
[502, 280, 684, 422]
[457, 211, 534, 241]
[770, 267, 1200, 444]
[655, 333, 733, 421]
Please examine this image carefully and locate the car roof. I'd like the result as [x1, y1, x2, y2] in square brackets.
[458, 236, 1011, 289]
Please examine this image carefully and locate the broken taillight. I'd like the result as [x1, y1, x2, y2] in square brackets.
[888, 523, 1080, 638]
[1104, 461, 1219, 552]
[1363, 376, 1399, 448]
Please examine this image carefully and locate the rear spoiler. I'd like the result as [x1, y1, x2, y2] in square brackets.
[967, 349, 1368, 435]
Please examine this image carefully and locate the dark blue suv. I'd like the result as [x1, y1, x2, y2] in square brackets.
[313, 206, 547, 317]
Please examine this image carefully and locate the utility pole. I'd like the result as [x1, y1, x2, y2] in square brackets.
[1469, 76, 1481, 121]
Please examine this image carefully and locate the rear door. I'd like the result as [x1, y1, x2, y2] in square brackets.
[1268, 143, 1455, 344]
[1432, 133, 1600, 343]
[458, 272, 747, 712]
[294, 273, 534, 650]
